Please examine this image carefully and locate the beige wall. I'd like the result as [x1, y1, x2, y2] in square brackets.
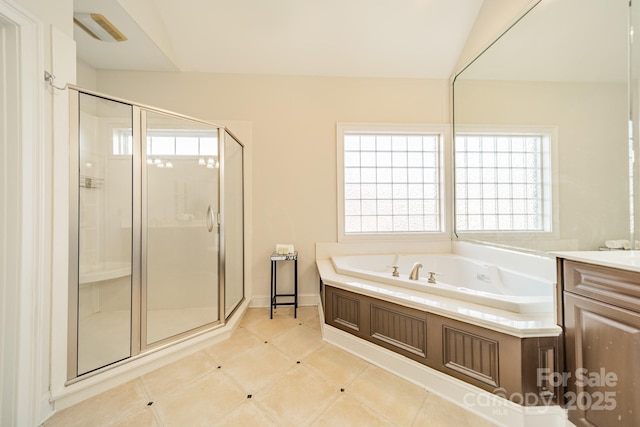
[77, 59, 98, 90]
[95, 71, 449, 303]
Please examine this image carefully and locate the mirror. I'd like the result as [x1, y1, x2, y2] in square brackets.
[632, 1, 640, 246]
[453, 0, 630, 252]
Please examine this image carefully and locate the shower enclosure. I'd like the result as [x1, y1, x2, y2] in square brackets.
[67, 89, 244, 378]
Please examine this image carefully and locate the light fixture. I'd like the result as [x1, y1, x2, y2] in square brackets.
[73, 13, 127, 42]
[198, 158, 206, 166]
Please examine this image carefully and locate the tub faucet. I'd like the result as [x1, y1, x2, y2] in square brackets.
[409, 262, 423, 280]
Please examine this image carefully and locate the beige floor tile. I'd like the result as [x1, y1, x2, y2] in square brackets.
[221, 342, 294, 392]
[43, 380, 148, 427]
[211, 400, 280, 427]
[412, 394, 497, 427]
[257, 364, 339, 427]
[311, 394, 396, 427]
[153, 370, 246, 426]
[271, 306, 296, 318]
[244, 314, 300, 341]
[204, 326, 265, 364]
[303, 343, 369, 388]
[45, 305, 501, 427]
[296, 305, 320, 322]
[111, 407, 159, 427]
[270, 323, 324, 360]
[140, 350, 217, 399]
[239, 307, 270, 328]
[348, 365, 427, 426]
[302, 312, 321, 331]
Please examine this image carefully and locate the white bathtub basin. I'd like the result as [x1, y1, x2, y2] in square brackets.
[330, 253, 554, 314]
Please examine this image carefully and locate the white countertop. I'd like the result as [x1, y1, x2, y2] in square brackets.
[317, 259, 561, 339]
[553, 250, 640, 273]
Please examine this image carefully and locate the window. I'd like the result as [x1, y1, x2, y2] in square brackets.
[338, 124, 448, 240]
[113, 128, 133, 155]
[455, 127, 554, 233]
[112, 128, 218, 157]
[147, 132, 217, 157]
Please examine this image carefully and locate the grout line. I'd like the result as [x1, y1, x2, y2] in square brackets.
[342, 364, 428, 427]
[407, 389, 430, 427]
[135, 371, 165, 426]
[301, 386, 342, 427]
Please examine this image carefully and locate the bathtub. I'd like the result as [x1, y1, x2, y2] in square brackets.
[330, 253, 554, 314]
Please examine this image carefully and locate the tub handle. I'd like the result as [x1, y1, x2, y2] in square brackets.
[206, 205, 214, 232]
[427, 271, 443, 284]
[391, 266, 400, 277]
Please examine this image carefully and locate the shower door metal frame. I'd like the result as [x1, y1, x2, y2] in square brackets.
[139, 109, 224, 351]
[67, 89, 141, 380]
[67, 87, 244, 380]
[67, 90, 79, 380]
[220, 129, 246, 320]
[218, 128, 227, 324]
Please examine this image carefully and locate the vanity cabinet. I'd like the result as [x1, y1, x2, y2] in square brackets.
[324, 284, 559, 405]
[559, 260, 640, 427]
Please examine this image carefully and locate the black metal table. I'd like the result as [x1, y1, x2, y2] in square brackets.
[270, 251, 298, 318]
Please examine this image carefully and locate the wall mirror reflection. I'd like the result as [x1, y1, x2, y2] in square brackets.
[452, 0, 630, 252]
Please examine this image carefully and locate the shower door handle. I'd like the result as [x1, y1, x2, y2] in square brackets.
[206, 205, 214, 232]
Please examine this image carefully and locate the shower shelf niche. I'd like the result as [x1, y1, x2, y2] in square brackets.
[79, 175, 103, 189]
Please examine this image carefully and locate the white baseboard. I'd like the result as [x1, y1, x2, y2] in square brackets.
[322, 323, 569, 427]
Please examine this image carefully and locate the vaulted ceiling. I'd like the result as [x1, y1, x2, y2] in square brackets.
[73, 0, 484, 78]
[74, 0, 628, 82]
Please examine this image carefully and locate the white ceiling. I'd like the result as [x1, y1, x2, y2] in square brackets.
[74, 0, 178, 72]
[74, 0, 630, 82]
[459, 0, 628, 83]
[74, 0, 484, 78]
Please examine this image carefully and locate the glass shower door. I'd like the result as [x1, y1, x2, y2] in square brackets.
[144, 111, 220, 345]
[224, 131, 245, 318]
[75, 93, 133, 375]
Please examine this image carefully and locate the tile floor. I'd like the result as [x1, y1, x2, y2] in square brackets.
[43, 306, 496, 426]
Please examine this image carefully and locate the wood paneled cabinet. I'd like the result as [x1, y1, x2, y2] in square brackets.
[324, 285, 559, 406]
[560, 260, 640, 427]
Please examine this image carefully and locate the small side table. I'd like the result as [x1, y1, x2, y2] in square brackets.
[270, 251, 298, 319]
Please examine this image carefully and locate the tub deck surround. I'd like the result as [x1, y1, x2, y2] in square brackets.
[317, 259, 560, 338]
[323, 285, 561, 408]
[330, 253, 555, 314]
